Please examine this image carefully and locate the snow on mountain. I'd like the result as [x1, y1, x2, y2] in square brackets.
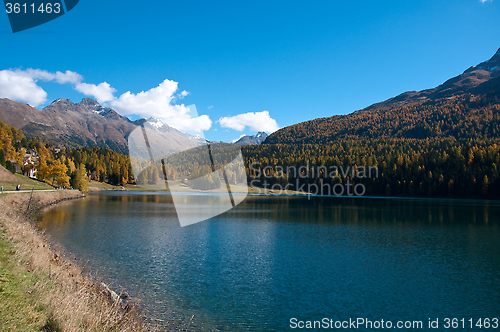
[232, 134, 246, 143]
[233, 132, 268, 145]
[466, 47, 500, 73]
[146, 117, 165, 129]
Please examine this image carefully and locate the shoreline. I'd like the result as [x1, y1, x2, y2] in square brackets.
[0, 190, 154, 331]
[88, 188, 500, 204]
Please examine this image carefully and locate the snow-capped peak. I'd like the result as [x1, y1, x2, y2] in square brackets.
[232, 134, 246, 143]
[91, 105, 104, 114]
[232, 132, 268, 145]
[474, 48, 500, 72]
[188, 134, 208, 142]
[464, 48, 500, 73]
[146, 117, 165, 129]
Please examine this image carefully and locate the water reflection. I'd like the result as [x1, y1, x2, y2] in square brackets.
[40, 193, 500, 331]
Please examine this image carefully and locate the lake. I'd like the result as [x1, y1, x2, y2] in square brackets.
[39, 193, 500, 331]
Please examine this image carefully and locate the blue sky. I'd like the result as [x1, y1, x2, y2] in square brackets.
[1, 0, 499, 142]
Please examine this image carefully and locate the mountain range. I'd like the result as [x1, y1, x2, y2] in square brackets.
[0, 98, 135, 153]
[265, 47, 500, 144]
[0, 98, 207, 154]
[1, 48, 499, 152]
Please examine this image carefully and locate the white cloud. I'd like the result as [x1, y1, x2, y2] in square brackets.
[480, 0, 492, 2]
[75, 82, 116, 103]
[0, 68, 84, 106]
[24, 69, 82, 84]
[177, 90, 189, 99]
[54, 70, 83, 84]
[172, 113, 212, 132]
[218, 111, 279, 133]
[0, 70, 48, 106]
[109, 79, 211, 132]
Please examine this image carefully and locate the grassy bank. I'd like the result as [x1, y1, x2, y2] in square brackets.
[0, 190, 152, 331]
[0, 165, 53, 191]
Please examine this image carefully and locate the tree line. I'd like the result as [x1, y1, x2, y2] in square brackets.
[241, 137, 500, 198]
[2, 118, 499, 198]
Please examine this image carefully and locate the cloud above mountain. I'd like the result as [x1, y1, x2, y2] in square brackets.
[218, 111, 279, 133]
[25, 69, 83, 84]
[109, 80, 211, 131]
[75, 82, 116, 103]
[0, 69, 82, 106]
[0, 68, 211, 132]
[0, 68, 280, 135]
[0, 69, 48, 106]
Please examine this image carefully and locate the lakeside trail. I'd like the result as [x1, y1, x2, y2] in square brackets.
[0, 190, 154, 331]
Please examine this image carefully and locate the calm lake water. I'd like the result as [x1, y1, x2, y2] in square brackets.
[39, 193, 500, 331]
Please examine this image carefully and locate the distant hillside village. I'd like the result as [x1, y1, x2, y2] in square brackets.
[1, 120, 96, 191]
[9, 148, 39, 178]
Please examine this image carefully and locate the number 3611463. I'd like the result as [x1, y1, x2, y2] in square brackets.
[5, 3, 61, 14]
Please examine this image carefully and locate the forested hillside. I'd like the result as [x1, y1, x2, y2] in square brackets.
[249, 49, 500, 199]
[240, 138, 500, 199]
[254, 93, 500, 199]
[1, 120, 132, 190]
[266, 92, 500, 144]
[266, 48, 500, 145]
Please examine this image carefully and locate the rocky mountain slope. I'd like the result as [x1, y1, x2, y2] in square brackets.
[0, 98, 135, 153]
[0, 98, 207, 154]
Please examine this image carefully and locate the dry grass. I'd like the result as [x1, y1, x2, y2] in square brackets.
[0, 164, 18, 182]
[0, 190, 156, 331]
[87, 181, 125, 192]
